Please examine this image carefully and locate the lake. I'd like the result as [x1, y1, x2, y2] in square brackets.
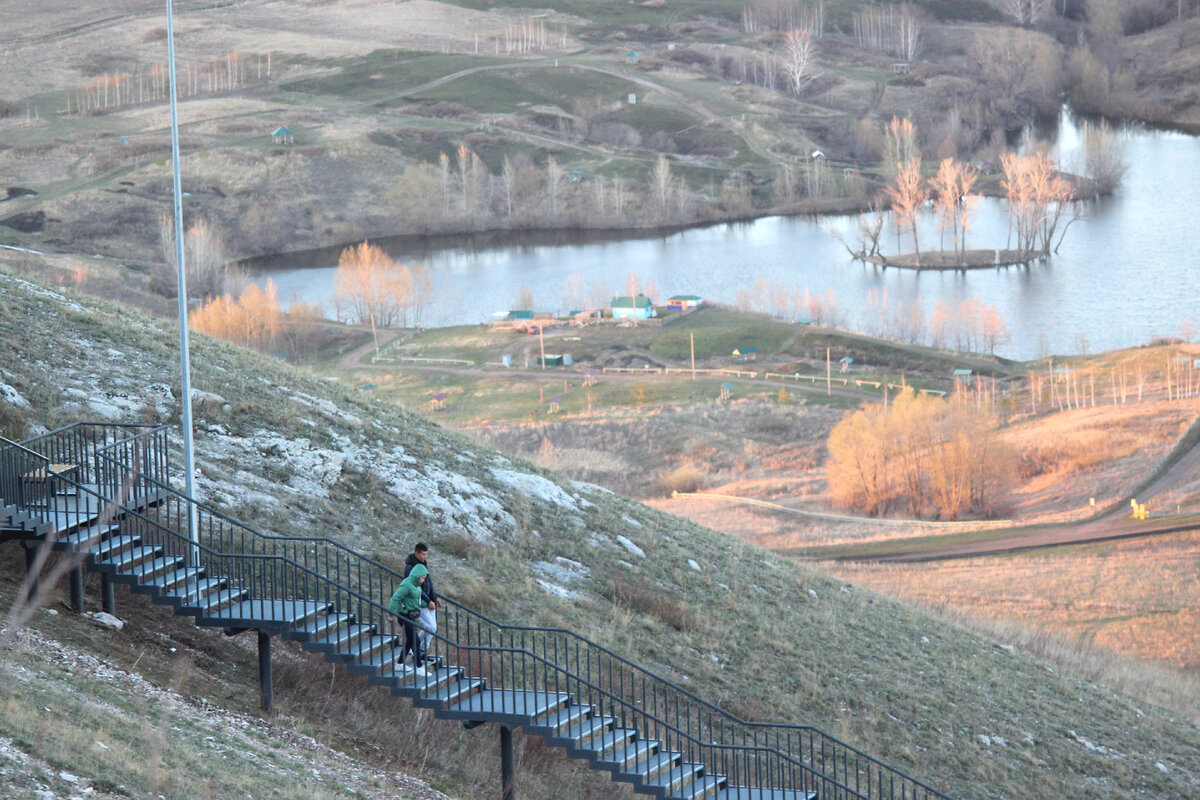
[251, 110, 1200, 361]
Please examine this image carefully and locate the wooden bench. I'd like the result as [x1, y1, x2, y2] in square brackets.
[22, 463, 79, 497]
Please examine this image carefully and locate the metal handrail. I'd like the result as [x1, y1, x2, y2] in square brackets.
[9, 423, 954, 800]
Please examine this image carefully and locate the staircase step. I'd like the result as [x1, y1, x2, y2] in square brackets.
[344, 633, 400, 663]
[530, 703, 592, 736]
[716, 789, 817, 800]
[127, 555, 184, 583]
[314, 623, 376, 653]
[206, 599, 331, 627]
[289, 612, 354, 642]
[584, 727, 638, 760]
[644, 762, 706, 796]
[598, 739, 660, 772]
[86, 533, 141, 561]
[174, 577, 228, 605]
[192, 588, 248, 616]
[670, 772, 725, 800]
[564, 715, 616, 749]
[99, 544, 161, 573]
[147, 567, 206, 595]
[62, 521, 122, 549]
[635, 751, 684, 784]
[391, 665, 462, 696]
[427, 677, 487, 708]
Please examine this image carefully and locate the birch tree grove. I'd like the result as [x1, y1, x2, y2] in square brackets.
[853, 3, 922, 60]
[742, 0, 825, 35]
[999, 0, 1051, 26]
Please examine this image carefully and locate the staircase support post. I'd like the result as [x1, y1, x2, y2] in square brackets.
[70, 566, 84, 613]
[258, 631, 273, 714]
[23, 544, 39, 606]
[500, 723, 515, 800]
[101, 573, 115, 614]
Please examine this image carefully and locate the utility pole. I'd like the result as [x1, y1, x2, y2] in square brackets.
[826, 347, 831, 395]
[166, 0, 199, 565]
[690, 331, 695, 380]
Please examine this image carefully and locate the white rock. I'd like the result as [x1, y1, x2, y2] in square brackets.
[978, 735, 992, 747]
[0, 381, 29, 407]
[807, 589, 818, 599]
[615, 535, 645, 558]
[59, 771, 79, 783]
[921, 636, 930, 643]
[86, 612, 124, 630]
[1156, 761, 1169, 773]
[622, 515, 643, 528]
[687, 559, 701, 572]
[490, 468, 578, 510]
[998, 644, 1015, 653]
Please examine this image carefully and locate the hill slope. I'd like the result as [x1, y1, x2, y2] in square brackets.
[2, 267, 1199, 799]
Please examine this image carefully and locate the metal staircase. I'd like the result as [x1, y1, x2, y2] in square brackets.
[1, 423, 954, 800]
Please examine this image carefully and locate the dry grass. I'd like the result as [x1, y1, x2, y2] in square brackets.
[824, 529, 1200, 683]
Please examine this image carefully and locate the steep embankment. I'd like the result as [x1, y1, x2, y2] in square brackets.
[1, 268, 1199, 800]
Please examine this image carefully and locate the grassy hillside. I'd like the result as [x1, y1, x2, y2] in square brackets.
[2, 267, 1200, 799]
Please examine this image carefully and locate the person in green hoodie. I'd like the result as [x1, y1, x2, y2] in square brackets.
[388, 563, 429, 676]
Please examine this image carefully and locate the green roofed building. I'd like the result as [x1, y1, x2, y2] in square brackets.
[611, 294, 654, 320]
[667, 295, 702, 309]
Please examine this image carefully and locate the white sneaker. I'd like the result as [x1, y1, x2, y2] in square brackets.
[414, 667, 428, 677]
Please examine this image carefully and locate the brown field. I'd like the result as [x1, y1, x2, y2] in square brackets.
[825, 529, 1200, 677]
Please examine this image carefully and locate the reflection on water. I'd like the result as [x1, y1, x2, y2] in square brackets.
[250, 111, 1200, 361]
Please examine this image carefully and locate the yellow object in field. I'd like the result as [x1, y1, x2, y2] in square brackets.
[1133, 503, 1148, 520]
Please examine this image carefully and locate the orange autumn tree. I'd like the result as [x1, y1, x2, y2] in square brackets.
[191, 280, 282, 349]
[826, 387, 1016, 519]
[1001, 150, 1075, 255]
[929, 157, 980, 264]
[333, 241, 432, 327]
[883, 157, 927, 266]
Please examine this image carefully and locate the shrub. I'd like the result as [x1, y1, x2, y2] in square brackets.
[604, 576, 700, 633]
[652, 466, 706, 496]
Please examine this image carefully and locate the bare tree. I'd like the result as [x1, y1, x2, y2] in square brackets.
[929, 158, 980, 263]
[651, 155, 673, 224]
[998, 0, 1052, 25]
[884, 158, 927, 265]
[1082, 119, 1127, 195]
[883, 116, 919, 179]
[780, 29, 820, 95]
[854, 3, 922, 60]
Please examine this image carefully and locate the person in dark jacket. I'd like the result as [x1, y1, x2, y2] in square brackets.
[388, 563, 429, 676]
[403, 542, 441, 662]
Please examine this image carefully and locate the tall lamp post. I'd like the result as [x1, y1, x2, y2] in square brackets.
[166, 0, 199, 564]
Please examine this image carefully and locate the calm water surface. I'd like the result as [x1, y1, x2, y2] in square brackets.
[252, 113, 1200, 361]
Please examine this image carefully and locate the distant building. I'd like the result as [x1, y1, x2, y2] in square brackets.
[626, 50, 640, 65]
[271, 126, 294, 144]
[953, 368, 974, 386]
[732, 346, 758, 362]
[611, 294, 654, 320]
[667, 294, 702, 310]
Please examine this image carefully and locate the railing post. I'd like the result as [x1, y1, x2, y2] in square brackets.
[70, 566, 84, 613]
[500, 723, 516, 800]
[101, 572, 115, 614]
[258, 631, 273, 714]
[23, 544, 39, 606]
